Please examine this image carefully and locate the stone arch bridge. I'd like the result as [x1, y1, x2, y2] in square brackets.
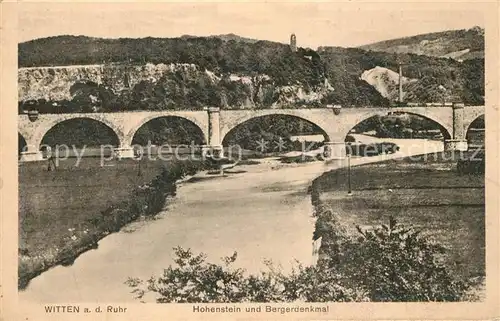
[18, 104, 485, 161]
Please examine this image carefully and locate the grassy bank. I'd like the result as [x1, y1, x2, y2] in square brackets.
[18, 157, 209, 289]
[310, 151, 485, 297]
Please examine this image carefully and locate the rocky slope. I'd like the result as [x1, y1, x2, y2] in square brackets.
[360, 65, 467, 104]
[360, 66, 417, 101]
[18, 63, 335, 111]
[19, 63, 198, 102]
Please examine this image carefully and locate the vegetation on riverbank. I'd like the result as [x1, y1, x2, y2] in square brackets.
[19, 158, 212, 289]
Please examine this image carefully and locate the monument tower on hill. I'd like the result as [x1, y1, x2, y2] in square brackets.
[290, 33, 297, 52]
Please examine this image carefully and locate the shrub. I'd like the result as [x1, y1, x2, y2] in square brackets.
[457, 151, 485, 175]
[345, 135, 356, 143]
[126, 247, 363, 303]
[314, 210, 470, 302]
[335, 218, 468, 301]
[127, 247, 285, 303]
[281, 265, 368, 302]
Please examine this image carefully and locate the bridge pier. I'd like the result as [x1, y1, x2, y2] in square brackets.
[444, 139, 468, 152]
[207, 107, 221, 144]
[202, 107, 225, 158]
[19, 138, 44, 162]
[114, 146, 135, 159]
[323, 141, 346, 160]
[444, 103, 468, 151]
[202, 145, 224, 158]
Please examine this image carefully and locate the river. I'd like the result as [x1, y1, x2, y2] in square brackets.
[19, 136, 443, 303]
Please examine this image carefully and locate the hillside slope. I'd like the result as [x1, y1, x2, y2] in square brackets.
[357, 26, 484, 61]
[18, 35, 484, 112]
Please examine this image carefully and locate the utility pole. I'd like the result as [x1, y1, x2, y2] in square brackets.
[347, 153, 352, 196]
[398, 62, 404, 105]
[398, 61, 407, 106]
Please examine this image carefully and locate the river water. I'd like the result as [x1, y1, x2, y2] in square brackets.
[19, 136, 442, 303]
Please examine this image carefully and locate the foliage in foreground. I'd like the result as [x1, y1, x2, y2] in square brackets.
[126, 247, 366, 303]
[127, 215, 470, 302]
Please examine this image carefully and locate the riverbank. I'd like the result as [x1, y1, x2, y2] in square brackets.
[18, 158, 208, 289]
[310, 151, 485, 300]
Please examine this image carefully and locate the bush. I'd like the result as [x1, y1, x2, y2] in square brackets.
[314, 210, 470, 302]
[126, 247, 364, 303]
[457, 152, 485, 175]
[345, 135, 356, 143]
[335, 219, 467, 301]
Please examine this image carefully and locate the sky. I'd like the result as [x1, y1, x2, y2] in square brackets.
[18, 2, 486, 48]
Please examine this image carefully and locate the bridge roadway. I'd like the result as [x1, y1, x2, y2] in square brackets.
[18, 104, 485, 161]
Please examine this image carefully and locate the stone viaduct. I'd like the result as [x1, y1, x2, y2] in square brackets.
[18, 104, 485, 161]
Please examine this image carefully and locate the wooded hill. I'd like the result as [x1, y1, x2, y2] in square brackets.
[19, 34, 484, 107]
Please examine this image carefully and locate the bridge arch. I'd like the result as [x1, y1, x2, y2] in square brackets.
[124, 114, 209, 147]
[221, 113, 330, 156]
[38, 117, 121, 149]
[340, 109, 453, 142]
[130, 116, 207, 146]
[464, 113, 485, 136]
[220, 110, 333, 145]
[465, 114, 485, 148]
